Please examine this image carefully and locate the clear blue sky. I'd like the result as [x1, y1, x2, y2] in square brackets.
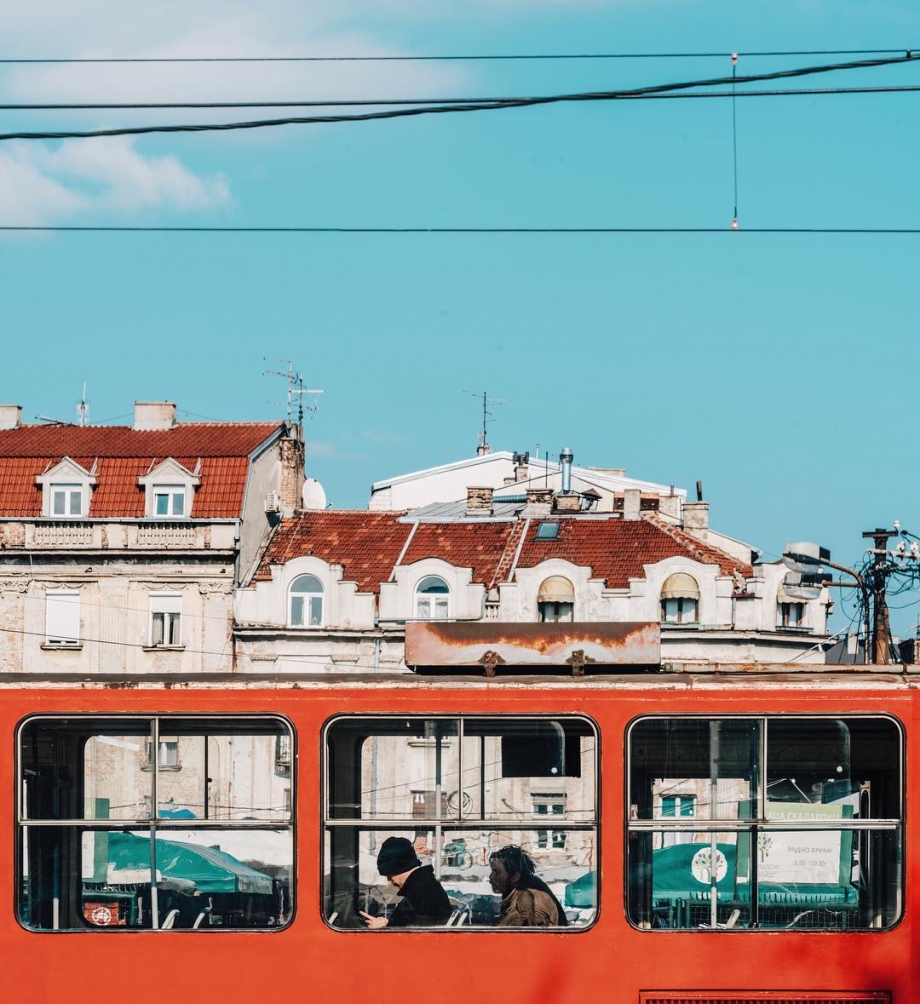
[2, 1, 919, 635]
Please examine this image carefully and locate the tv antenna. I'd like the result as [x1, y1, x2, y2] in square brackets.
[264, 359, 324, 429]
[467, 390, 505, 455]
[76, 382, 89, 426]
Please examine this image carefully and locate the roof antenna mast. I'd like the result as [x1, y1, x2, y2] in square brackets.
[76, 382, 89, 426]
[467, 390, 505, 456]
[264, 359, 324, 437]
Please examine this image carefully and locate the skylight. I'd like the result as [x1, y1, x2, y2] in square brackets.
[535, 521, 560, 540]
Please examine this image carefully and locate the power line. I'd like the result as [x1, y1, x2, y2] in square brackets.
[1, 47, 915, 64]
[5, 84, 920, 111]
[3, 226, 920, 235]
[1, 52, 916, 143]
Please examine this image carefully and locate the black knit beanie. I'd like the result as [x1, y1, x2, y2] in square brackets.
[377, 836, 420, 877]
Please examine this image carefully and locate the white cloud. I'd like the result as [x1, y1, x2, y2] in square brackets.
[0, 139, 231, 225]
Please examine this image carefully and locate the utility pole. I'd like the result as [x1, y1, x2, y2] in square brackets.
[862, 527, 898, 665]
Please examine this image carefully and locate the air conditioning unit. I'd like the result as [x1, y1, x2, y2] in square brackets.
[264, 491, 282, 514]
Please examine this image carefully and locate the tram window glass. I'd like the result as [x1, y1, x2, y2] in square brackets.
[323, 716, 598, 930]
[17, 715, 294, 932]
[627, 716, 902, 932]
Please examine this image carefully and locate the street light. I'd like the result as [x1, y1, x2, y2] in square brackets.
[782, 542, 872, 665]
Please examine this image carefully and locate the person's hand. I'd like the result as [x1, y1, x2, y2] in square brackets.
[359, 911, 389, 929]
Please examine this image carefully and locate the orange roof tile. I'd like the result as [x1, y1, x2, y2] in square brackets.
[0, 422, 283, 519]
[253, 510, 750, 594]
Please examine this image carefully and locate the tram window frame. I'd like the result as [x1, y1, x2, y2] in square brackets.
[16, 714, 296, 933]
[322, 714, 599, 932]
[625, 714, 904, 933]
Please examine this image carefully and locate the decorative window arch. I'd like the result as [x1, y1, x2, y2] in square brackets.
[660, 572, 700, 625]
[538, 575, 575, 623]
[415, 575, 450, 619]
[289, 573, 324, 628]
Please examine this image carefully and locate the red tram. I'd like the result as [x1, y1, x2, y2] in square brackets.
[3, 668, 914, 1004]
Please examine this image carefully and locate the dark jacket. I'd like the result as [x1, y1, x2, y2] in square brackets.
[388, 865, 453, 927]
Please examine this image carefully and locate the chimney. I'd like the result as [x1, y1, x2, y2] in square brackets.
[525, 487, 554, 515]
[280, 435, 306, 514]
[512, 451, 530, 482]
[553, 492, 581, 513]
[559, 446, 574, 494]
[683, 500, 710, 530]
[466, 485, 494, 515]
[0, 405, 22, 430]
[133, 401, 176, 431]
[623, 488, 641, 521]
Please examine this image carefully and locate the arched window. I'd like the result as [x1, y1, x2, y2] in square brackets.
[415, 575, 450, 619]
[289, 574, 324, 627]
[538, 576, 575, 623]
[660, 573, 699, 625]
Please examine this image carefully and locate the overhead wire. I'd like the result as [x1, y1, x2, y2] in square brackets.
[4, 226, 920, 234]
[1, 51, 917, 142]
[0, 47, 915, 64]
[5, 84, 920, 111]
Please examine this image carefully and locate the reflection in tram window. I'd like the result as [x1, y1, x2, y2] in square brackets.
[323, 716, 598, 930]
[17, 716, 294, 931]
[627, 716, 902, 931]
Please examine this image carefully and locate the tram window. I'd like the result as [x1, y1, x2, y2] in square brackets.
[626, 715, 902, 932]
[17, 715, 294, 932]
[323, 716, 598, 930]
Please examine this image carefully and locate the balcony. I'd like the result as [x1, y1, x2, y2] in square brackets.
[0, 519, 237, 552]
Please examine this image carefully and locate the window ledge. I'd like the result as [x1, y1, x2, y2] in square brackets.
[142, 645, 186, 652]
[41, 643, 83, 651]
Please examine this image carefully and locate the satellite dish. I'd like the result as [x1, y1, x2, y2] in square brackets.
[302, 478, 327, 511]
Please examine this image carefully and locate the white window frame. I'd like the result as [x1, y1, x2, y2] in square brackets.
[415, 575, 450, 619]
[152, 485, 187, 518]
[45, 589, 81, 647]
[51, 484, 84, 517]
[149, 593, 182, 648]
[289, 574, 325, 628]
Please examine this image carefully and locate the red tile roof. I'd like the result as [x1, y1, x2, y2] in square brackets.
[253, 510, 751, 593]
[0, 422, 283, 519]
[255, 511, 416, 591]
[516, 516, 751, 587]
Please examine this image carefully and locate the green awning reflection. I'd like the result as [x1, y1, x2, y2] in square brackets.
[104, 832, 274, 896]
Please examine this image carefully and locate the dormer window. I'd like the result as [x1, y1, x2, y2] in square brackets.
[660, 573, 700, 625]
[36, 458, 96, 519]
[139, 459, 200, 519]
[415, 575, 450, 619]
[51, 484, 83, 517]
[154, 485, 186, 517]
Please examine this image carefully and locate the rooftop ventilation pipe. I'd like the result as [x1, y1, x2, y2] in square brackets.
[560, 446, 574, 493]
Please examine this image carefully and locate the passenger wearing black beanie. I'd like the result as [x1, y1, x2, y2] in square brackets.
[360, 837, 452, 928]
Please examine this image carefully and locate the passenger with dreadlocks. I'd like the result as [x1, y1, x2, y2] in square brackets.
[488, 845, 568, 927]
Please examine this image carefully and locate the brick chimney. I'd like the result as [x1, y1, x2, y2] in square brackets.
[279, 435, 306, 514]
[525, 487, 554, 515]
[133, 401, 176, 431]
[682, 500, 709, 530]
[553, 493, 581, 513]
[0, 405, 22, 430]
[466, 485, 494, 515]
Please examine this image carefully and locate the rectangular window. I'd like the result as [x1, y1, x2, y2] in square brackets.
[149, 594, 182, 647]
[51, 484, 83, 517]
[324, 715, 598, 930]
[45, 590, 80, 646]
[627, 716, 902, 931]
[661, 597, 698, 624]
[153, 486, 185, 517]
[777, 602, 806, 628]
[17, 715, 294, 931]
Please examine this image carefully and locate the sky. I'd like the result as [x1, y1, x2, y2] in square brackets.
[2, 1, 920, 636]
